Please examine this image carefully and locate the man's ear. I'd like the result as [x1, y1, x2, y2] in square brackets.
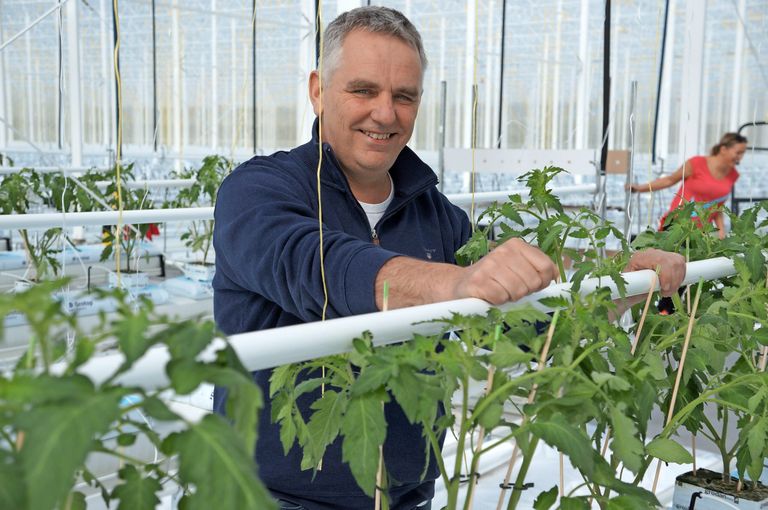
[308, 70, 322, 116]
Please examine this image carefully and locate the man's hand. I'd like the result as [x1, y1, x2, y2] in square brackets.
[449, 238, 559, 305]
[624, 248, 686, 296]
[375, 238, 558, 310]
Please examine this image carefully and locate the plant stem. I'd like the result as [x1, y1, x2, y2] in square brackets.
[652, 281, 703, 493]
[505, 436, 539, 510]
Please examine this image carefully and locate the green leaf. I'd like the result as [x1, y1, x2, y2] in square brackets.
[747, 418, 768, 482]
[65, 491, 87, 510]
[166, 359, 207, 394]
[532, 485, 558, 510]
[341, 392, 387, 496]
[163, 414, 275, 510]
[476, 399, 504, 430]
[111, 465, 162, 510]
[116, 433, 137, 447]
[488, 342, 533, 368]
[560, 496, 590, 509]
[305, 390, 347, 466]
[0, 450, 24, 509]
[610, 408, 644, 474]
[538, 296, 570, 308]
[530, 414, 610, 481]
[0, 373, 93, 405]
[745, 245, 765, 283]
[645, 437, 693, 464]
[353, 363, 393, 395]
[114, 307, 152, 366]
[606, 495, 656, 509]
[389, 370, 439, 425]
[591, 372, 631, 392]
[206, 367, 263, 457]
[141, 395, 180, 421]
[16, 389, 123, 510]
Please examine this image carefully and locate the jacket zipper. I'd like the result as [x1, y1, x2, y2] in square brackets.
[371, 227, 380, 245]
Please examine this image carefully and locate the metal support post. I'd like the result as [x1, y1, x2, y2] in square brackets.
[66, 0, 83, 166]
[677, 0, 707, 159]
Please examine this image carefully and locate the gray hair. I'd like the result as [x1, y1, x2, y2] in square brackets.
[320, 6, 428, 83]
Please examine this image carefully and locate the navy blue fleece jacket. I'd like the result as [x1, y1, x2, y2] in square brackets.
[212, 127, 470, 509]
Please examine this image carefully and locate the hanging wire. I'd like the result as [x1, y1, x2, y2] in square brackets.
[112, 0, 124, 282]
[729, 0, 768, 88]
[314, 2, 328, 323]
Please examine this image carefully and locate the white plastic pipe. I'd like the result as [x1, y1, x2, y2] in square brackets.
[0, 166, 109, 175]
[0, 185, 596, 230]
[61, 256, 737, 390]
[93, 179, 196, 189]
[0, 207, 213, 230]
[447, 184, 596, 207]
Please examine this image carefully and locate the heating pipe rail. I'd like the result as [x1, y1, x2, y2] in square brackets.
[0, 184, 597, 230]
[54, 256, 737, 390]
[0, 166, 109, 175]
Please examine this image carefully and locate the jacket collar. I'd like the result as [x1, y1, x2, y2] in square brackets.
[294, 118, 438, 199]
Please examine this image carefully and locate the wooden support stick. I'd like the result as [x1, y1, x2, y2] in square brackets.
[631, 271, 659, 355]
[375, 282, 390, 510]
[465, 364, 497, 510]
[652, 282, 703, 494]
[692, 435, 697, 476]
[495, 310, 560, 510]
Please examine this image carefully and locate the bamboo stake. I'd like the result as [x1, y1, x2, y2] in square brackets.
[652, 281, 703, 493]
[630, 271, 659, 355]
[591, 271, 658, 506]
[465, 325, 506, 509]
[495, 310, 560, 510]
[375, 282, 390, 510]
[759, 269, 768, 371]
[692, 435, 697, 476]
[465, 364, 497, 510]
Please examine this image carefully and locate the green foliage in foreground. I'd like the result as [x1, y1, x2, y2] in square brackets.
[0, 281, 275, 510]
[271, 168, 768, 509]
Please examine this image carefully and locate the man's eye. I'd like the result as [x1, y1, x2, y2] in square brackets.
[396, 94, 415, 102]
[353, 89, 371, 95]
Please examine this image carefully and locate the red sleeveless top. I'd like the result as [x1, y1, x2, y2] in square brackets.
[659, 156, 739, 230]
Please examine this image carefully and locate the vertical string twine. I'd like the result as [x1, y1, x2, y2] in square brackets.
[374, 282, 390, 510]
[315, 1, 328, 472]
[469, 0, 479, 231]
[113, 0, 123, 283]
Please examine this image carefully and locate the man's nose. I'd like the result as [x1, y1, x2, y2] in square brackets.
[370, 94, 396, 125]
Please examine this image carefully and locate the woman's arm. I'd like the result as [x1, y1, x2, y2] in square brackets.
[628, 159, 693, 193]
[714, 211, 726, 239]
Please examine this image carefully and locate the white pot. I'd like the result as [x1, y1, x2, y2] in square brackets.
[181, 263, 216, 283]
[672, 470, 768, 510]
[108, 271, 149, 289]
[12, 280, 34, 293]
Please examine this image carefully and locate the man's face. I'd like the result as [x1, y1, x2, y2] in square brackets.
[309, 30, 422, 192]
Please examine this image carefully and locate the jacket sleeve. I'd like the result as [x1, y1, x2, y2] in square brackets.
[213, 161, 401, 322]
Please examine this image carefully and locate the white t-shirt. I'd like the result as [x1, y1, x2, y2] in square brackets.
[358, 174, 394, 229]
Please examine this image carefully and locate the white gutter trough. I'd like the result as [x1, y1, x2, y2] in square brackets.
[0, 207, 214, 229]
[93, 179, 196, 189]
[0, 166, 110, 175]
[60, 255, 737, 390]
[0, 185, 597, 230]
[448, 184, 596, 207]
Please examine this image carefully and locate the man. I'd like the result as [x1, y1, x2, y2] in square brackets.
[212, 6, 685, 510]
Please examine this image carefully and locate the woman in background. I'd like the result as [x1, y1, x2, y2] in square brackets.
[629, 132, 748, 239]
[628, 132, 748, 313]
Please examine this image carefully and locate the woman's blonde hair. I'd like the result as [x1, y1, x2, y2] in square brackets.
[711, 132, 748, 156]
